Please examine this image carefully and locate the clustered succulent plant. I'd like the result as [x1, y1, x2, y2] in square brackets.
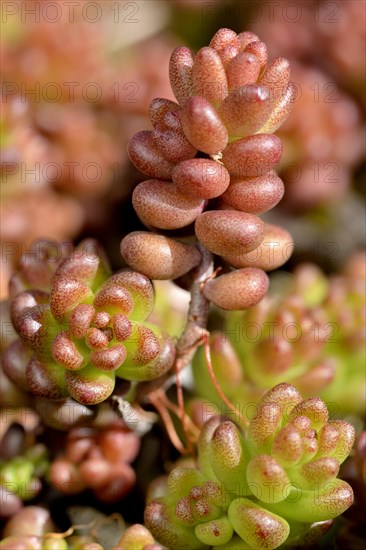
[0, 422, 48, 519]
[193, 253, 366, 415]
[2, 239, 175, 405]
[0, 505, 110, 550]
[49, 422, 140, 502]
[145, 383, 355, 549]
[121, 28, 295, 311]
[0, 506, 62, 550]
[1, 443, 47, 500]
[276, 64, 364, 209]
[0, 506, 162, 549]
[1, 22, 362, 550]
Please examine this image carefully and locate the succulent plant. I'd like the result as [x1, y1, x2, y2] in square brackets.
[0, 513, 161, 550]
[2, 239, 175, 405]
[121, 27, 295, 311]
[252, 0, 365, 101]
[276, 64, 364, 209]
[0, 505, 63, 550]
[193, 254, 366, 415]
[0, 441, 48, 507]
[49, 422, 140, 502]
[1, 17, 363, 549]
[0, 503, 163, 550]
[115, 524, 163, 550]
[0, 416, 48, 519]
[145, 383, 355, 549]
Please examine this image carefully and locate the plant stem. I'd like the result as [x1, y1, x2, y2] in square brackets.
[174, 244, 213, 452]
[176, 243, 213, 357]
[136, 244, 213, 400]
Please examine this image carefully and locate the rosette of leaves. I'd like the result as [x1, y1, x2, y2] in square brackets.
[2, 239, 175, 405]
[7, 238, 74, 298]
[49, 423, 140, 503]
[121, 28, 294, 311]
[0, 444, 48, 506]
[192, 256, 366, 415]
[145, 383, 355, 550]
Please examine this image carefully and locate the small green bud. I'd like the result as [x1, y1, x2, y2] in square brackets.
[118, 524, 155, 550]
[42, 537, 69, 550]
[194, 516, 233, 546]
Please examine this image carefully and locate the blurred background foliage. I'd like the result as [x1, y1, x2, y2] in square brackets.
[1, 0, 365, 299]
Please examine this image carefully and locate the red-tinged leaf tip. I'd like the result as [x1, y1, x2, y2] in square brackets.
[237, 31, 260, 50]
[108, 271, 154, 322]
[258, 82, 296, 134]
[244, 40, 268, 67]
[69, 303, 95, 339]
[94, 284, 134, 316]
[169, 46, 195, 105]
[65, 365, 115, 405]
[246, 455, 290, 503]
[288, 397, 329, 430]
[56, 251, 100, 285]
[113, 314, 133, 341]
[209, 28, 239, 51]
[228, 498, 290, 549]
[218, 84, 273, 137]
[85, 327, 109, 350]
[128, 131, 174, 180]
[152, 128, 196, 163]
[90, 345, 127, 371]
[26, 357, 68, 400]
[192, 47, 228, 104]
[52, 331, 87, 369]
[180, 96, 228, 155]
[149, 97, 181, 129]
[50, 277, 92, 321]
[226, 51, 261, 90]
[258, 57, 291, 103]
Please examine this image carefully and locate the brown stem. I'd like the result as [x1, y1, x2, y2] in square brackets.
[135, 244, 214, 451]
[174, 244, 213, 451]
[176, 243, 213, 355]
[136, 244, 214, 401]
